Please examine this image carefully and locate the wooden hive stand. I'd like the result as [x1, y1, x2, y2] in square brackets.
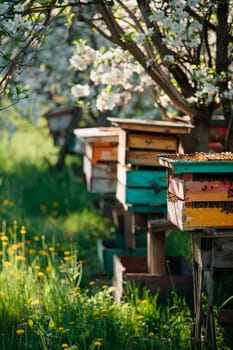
[159, 152, 233, 350]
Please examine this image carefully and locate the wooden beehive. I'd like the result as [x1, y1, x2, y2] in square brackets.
[159, 152, 233, 231]
[108, 117, 193, 211]
[74, 127, 119, 193]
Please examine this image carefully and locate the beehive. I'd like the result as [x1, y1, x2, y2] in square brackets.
[108, 117, 193, 211]
[159, 152, 233, 231]
[74, 127, 119, 193]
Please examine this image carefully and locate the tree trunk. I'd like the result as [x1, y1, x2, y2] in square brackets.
[181, 107, 212, 153]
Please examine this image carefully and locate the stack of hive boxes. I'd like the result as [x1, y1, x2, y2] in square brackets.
[107, 117, 194, 300]
[74, 127, 119, 194]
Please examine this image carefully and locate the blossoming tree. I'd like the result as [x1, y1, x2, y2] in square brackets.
[1, 1, 232, 152]
[69, 0, 233, 152]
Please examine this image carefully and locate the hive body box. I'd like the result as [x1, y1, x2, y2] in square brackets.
[74, 127, 119, 193]
[159, 154, 233, 231]
[108, 117, 193, 211]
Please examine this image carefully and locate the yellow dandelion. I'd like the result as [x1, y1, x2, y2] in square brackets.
[140, 299, 148, 304]
[29, 248, 36, 254]
[0, 291, 6, 298]
[102, 285, 108, 289]
[52, 201, 59, 207]
[64, 250, 71, 255]
[0, 250, 2, 255]
[2, 241, 8, 247]
[9, 201, 14, 207]
[61, 344, 69, 349]
[89, 281, 95, 286]
[148, 332, 154, 337]
[58, 327, 65, 332]
[136, 315, 144, 320]
[39, 250, 47, 256]
[35, 265, 41, 270]
[16, 255, 26, 261]
[3, 199, 9, 206]
[94, 340, 102, 346]
[63, 256, 72, 261]
[1, 208, 6, 214]
[20, 226, 26, 235]
[16, 329, 24, 335]
[3, 261, 12, 267]
[48, 246, 55, 251]
[46, 265, 53, 272]
[37, 271, 45, 278]
[27, 298, 33, 304]
[33, 235, 40, 241]
[1, 235, 8, 241]
[69, 321, 75, 325]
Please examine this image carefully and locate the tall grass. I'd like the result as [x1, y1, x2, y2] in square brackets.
[0, 118, 230, 349]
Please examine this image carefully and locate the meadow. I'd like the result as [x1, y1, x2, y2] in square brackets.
[0, 118, 230, 349]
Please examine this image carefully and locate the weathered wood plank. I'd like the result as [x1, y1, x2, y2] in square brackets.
[167, 198, 233, 231]
[116, 181, 167, 205]
[118, 144, 168, 166]
[108, 117, 193, 134]
[118, 129, 178, 150]
[85, 142, 118, 164]
[117, 163, 166, 188]
[74, 127, 119, 143]
[85, 177, 116, 193]
[168, 177, 233, 202]
[84, 156, 116, 179]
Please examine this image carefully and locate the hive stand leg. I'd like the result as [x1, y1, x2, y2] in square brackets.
[191, 233, 217, 350]
[123, 212, 136, 250]
[191, 233, 206, 349]
[147, 230, 166, 275]
[147, 219, 174, 275]
[204, 239, 216, 350]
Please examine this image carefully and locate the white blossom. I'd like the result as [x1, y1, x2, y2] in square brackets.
[71, 84, 90, 98]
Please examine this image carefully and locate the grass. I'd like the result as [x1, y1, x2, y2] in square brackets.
[0, 117, 231, 349]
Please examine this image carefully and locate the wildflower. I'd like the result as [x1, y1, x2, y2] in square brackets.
[0, 291, 6, 298]
[64, 250, 71, 255]
[52, 201, 59, 207]
[61, 344, 69, 349]
[16, 255, 26, 261]
[27, 298, 33, 304]
[46, 265, 53, 272]
[141, 299, 148, 304]
[136, 315, 144, 320]
[94, 339, 102, 347]
[33, 235, 40, 241]
[1, 235, 8, 241]
[64, 256, 72, 261]
[89, 281, 95, 286]
[16, 329, 25, 335]
[3, 199, 9, 206]
[35, 265, 41, 270]
[39, 250, 47, 256]
[3, 261, 12, 267]
[58, 327, 65, 332]
[49, 247, 55, 251]
[102, 285, 107, 289]
[37, 271, 45, 279]
[29, 248, 36, 254]
[20, 226, 26, 235]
